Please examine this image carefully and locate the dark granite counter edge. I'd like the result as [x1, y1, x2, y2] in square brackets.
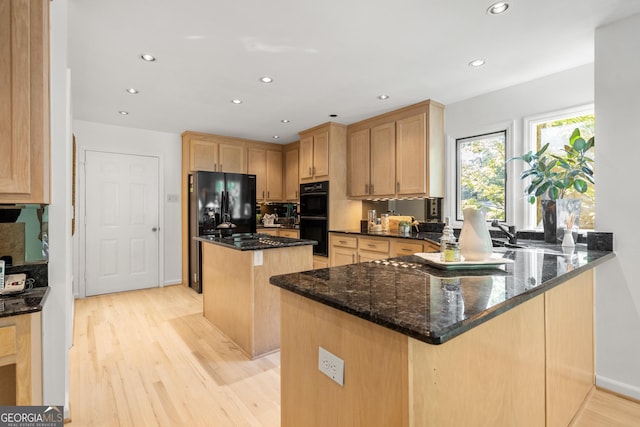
[330, 229, 441, 245]
[0, 286, 50, 318]
[195, 235, 316, 251]
[271, 251, 616, 345]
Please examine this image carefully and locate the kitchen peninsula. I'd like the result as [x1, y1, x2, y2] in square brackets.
[270, 243, 615, 426]
[196, 234, 314, 359]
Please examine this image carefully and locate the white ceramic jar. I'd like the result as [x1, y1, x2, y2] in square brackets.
[458, 207, 493, 261]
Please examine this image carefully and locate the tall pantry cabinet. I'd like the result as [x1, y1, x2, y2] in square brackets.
[0, 0, 50, 204]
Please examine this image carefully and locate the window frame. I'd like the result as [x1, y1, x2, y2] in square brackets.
[455, 130, 508, 222]
[522, 104, 595, 230]
[446, 121, 515, 228]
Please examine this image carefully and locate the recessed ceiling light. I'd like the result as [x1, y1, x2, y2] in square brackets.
[231, 99, 243, 104]
[469, 59, 486, 67]
[272, 135, 280, 139]
[487, 2, 509, 15]
[140, 53, 156, 62]
[281, 119, 290, 123]
[126, 88, 139, 94]
[259, 76, 273, 83]
[118, 110, 129, 115]
[377, 94, 390, 100]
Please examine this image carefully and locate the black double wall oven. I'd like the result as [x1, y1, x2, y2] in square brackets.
[299, 181, 329, 257]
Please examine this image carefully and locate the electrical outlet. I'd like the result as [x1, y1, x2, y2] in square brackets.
[318, 346, 344, 386]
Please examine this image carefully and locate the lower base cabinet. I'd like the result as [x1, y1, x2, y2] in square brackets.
[280, 270, 594, 426]
[0, 312, 42, 405]
[329, 233, 439, 267]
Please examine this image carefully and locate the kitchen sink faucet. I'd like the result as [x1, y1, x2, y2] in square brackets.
[491, 220, 518, 244]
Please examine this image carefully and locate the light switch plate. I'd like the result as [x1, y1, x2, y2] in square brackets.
[318, 346, 344, 386]
[253, 250, 263, 266]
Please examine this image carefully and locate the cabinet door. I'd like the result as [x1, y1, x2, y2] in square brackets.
[248, 148, 267, 200]
[219, 143, 246, 173]
[284, 149, 299, 200]
[348, 129, 370, 197]
[0, 0, 49, 203]
[332, 246, 357, 266]
[370, 122, 396, 197]
[190, 140, 218, 172]
[279, 229, 299, 239]
[299, 136, 314, 180]
[312, 131, 329, 178]
[396, 113, 426, 195]
[266, 149, 283, 201]
[358, 251, 388, 263]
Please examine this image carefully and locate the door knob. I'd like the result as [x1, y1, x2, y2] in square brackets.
[152, 227, 159, 232]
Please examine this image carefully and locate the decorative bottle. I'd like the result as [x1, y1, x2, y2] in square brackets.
[458, 207, 493, 261]
[440, 217, 455, 253]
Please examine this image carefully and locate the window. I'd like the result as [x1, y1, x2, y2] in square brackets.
[528, 109, 595, 229]
[456, 131, 507, 222]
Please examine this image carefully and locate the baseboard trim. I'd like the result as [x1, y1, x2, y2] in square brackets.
[596, 375, 640, 401]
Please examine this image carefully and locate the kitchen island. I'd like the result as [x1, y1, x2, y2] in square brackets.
[270, 243, 615, 426]
[196, 233, 314, 359]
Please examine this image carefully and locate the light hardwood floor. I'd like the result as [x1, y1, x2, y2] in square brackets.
[68, 285, 280, 426]
[69, 284, 640, 426]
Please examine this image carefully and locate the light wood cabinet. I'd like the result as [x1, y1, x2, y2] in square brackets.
[248, 148, 283, 202]
[0, 0, 50, 204]
[279, 229, 299, 239]
[330, 233, 440, 266]
[0, 312, 42, 405]
[183, 134, 247, 173]
[346, 100, 444, 199]
[284, 147, 299, 200]
[299, 130, 329, 181]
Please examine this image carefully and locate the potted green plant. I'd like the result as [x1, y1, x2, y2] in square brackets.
[510, 128, 595, 242]
[398, 220, 412, 235]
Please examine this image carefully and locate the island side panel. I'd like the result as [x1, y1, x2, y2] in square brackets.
[280, 290, 409, 427]
[202, 243, 254, 356]
[545, 270, 594, 427]
[408, 294, 546, 427]
[253, 245, 313, 357]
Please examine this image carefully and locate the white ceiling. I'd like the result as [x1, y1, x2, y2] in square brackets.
[68, 0, 640, 144]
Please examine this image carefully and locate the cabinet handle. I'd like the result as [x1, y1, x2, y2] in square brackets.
[214, 164, 217, 172]
[296, 190, 298, 198]
[370, 184, 374, 194]
[365, 184, 368, 194]
[262, 191, 265, 198]
[267, 191, 270, 198]
[402, 248, 412, 252]
[309, 167, 312, 175]
[367, 244, 375, 248]
[396, 182, 400, 192]
[220, 164, 223, 171]
[339, 240, 347, 244]
[313, 166, 316, 175]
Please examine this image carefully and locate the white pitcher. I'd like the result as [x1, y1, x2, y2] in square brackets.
[459, 207, 493, 261]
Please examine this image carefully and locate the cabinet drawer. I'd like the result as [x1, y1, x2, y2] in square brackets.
[0, 325, 17, 359]
[279, 229, 299, 239]
[394, 242, 423, 256]
[359, 238, 389, 253]
[332, 235, 358, 249]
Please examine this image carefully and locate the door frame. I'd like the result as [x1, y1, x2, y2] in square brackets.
[76, 148, 165, 298]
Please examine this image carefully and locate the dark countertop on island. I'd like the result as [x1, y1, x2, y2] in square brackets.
[0, 286, 50, 318]
[195, 233, 315, 251]
[269, 244, 615, 344]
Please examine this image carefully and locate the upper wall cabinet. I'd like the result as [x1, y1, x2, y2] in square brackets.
[347, 100, 444, 199]
[284, 144, 299, 201]
[182, 132, 247, 174]
[0, 0, 50, 204]
[248, 147, 283, 202]
[299, 129, 329, 182]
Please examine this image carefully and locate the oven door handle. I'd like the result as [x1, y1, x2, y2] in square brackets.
[299, 215, 327, 221]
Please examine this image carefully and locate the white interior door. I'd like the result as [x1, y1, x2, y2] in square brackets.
[84, 151, 159, 296]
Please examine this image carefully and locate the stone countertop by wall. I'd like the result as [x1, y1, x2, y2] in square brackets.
[195, 233, 315, 251]
[270, 245, 614, 344]
[0, 286, 49, 318]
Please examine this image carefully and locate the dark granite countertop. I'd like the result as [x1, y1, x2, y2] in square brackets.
[0, 286, 49, 318]
[330, 229, 442, 244]
[257, 224, 300, 230]
[270, 244, 615, 345]
[195, 233, 315, 251]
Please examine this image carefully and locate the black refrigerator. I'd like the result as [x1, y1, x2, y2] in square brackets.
[188, 171, 257, 292]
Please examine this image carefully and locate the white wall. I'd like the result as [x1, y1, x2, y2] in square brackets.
[594, 13, 640, 400]
[47, 0, 71, 415]
[72, 120, 182, 295]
